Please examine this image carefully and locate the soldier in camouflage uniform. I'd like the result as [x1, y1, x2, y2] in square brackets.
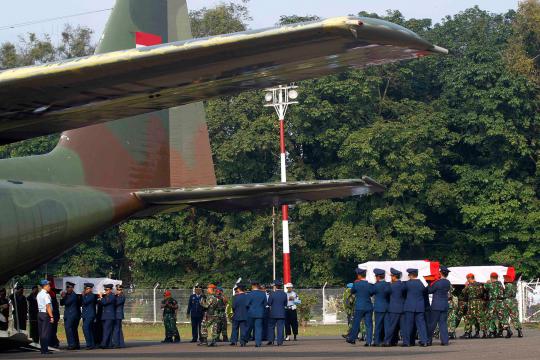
[215, 287, 229, 342]
[199, 284, 220, 346]
[160, 290, 180, 343]
[484, 273, 505, 337]
[342, 284, 355, 339]
[460, 273, 487, 339]
[502, 275, 523, 338]
[447, 285, 459, 339]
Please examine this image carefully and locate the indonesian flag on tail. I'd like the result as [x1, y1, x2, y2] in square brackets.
[135, 32, 162, 48]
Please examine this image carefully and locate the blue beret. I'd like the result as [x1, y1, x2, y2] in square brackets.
[39, 280, 49, 286]
[66, 282, 75, 287]
[407, 268, 418, 275]
[104, 284, 113, 289]
[274, 279, 283, 286]
[390, 268, 402, 276]
[250, 279, 260, 285]
[346, 283, 353, 289]
[374, 268, 385, 276]
[440, 266, 450, 273]
[355, 268, 367, 275]
[84, 283, 94, 288]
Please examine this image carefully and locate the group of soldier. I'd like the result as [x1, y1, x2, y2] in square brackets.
[0, 279, 126, 355]
[161, 280, 301, 347]
[342, 267, 523, 348]
[449, 272, 523, 339]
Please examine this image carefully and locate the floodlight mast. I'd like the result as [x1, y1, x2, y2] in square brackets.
[264, 84, 298, 284]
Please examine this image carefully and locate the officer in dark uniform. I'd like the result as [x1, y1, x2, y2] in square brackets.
[94, 293, 103, 345]
[261, 284, 270, 342]
[230, 284, 249, 346]
[346, 268, 375, 346]
[99, 284, 116, 349]
[246, 280, 268, 347]
[267, 280, 288, 346]
[113, 284, 126, 348]
[373, 269, 391, 346]
[81, 283, 97, 350]
[403, 268, 428, 347]
[27, 285, 40, 343]
[428, 266, 451, 346]
[384, 268, 406, 346]
[187, 284, 204, 343]
[60, 281, 81, 350]
[9, 284, 28, 332]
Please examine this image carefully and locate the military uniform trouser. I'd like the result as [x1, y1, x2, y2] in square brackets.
[201, 316, 219, 343]
[267, 318, 285, 345]
[487, 301, 504, 333]
[464, 300, 486, 333]
[82, 317, 95, 348]
[64, 315, 80, 348]
[384, 313, 404, 345]
[230, 320, 248, 345]
[404, 312, 428, 346]
[113, 319, 125, 347]
[38, 313, 51, 354]
[285, 309, 298, 336]
[349, 310, 373, 344]
[503, 299, 522, 330]
[101, 319, 114, 348]
[163, 313, 180, 339]
[428, 310, 449, 345]
[191, 315, 202, 341]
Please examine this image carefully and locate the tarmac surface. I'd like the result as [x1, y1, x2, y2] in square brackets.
[5, 330, 539, 360]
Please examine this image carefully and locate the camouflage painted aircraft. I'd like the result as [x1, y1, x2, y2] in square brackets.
[0, 0, 447, 285]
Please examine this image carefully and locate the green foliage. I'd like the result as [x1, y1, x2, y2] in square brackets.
[2, 4, 540, 285]
[296, 292, 319, 324]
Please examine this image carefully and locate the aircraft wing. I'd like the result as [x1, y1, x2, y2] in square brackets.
[133, 177, 384, 212]
[0, 16, 447, 144]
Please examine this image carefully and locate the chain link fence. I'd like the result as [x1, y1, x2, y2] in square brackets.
[519, 279, 540, 323]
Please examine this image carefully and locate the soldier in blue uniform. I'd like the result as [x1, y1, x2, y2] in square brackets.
[346, 268, 375, 346]
[372, 268, 391, 346]
[187, 284, 204, 343]
[428, 266, 451, 346]
[246, 280, 268, 347]
[384, 268, 406, 346]
[113, 284, 126, 348]
[230, 284, 249, 347]
[99, 284, 116, 349]
[403, 268, 428, 347]
[267, 280, 288, 346]
[261, 284, 270, 342]
[81, 283, 97, 350]
[60, 281, 81, 350]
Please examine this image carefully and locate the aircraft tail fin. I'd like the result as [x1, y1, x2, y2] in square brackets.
[51, 0, 216, 189]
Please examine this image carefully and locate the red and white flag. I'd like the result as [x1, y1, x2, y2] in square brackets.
[135, 32, 162, 48]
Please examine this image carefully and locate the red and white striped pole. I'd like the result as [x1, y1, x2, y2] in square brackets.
[265, 85, 298, 284]
[279, 113, 291, 284]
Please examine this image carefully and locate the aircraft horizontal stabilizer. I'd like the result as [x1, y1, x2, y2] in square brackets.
[134, 177, 384, 211]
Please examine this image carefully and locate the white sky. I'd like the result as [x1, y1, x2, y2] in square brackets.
[0, 0, 519, 44]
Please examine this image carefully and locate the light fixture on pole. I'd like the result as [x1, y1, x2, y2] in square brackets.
[264, 84, 299, 284]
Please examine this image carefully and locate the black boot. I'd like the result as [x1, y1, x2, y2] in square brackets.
[481, 331, 487, 339]
[161, 337, 172, 343]
[505, 328, 513, 338]
[472, 331, 480, 339]
[487, 331, 495, 338]
[173, 336, 180, 343]
[459, 332, 471, 339]
[517, 329, 523, 338]
[449, 331, 456, 339]
[497, 329, 504, 338]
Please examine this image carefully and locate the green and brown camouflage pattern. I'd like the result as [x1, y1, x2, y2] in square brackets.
[0, 0, 444, 284]
[0, 0, 215, 284]
[0, 10, 447, 143]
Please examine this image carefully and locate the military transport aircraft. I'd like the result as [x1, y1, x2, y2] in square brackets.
[0, 0, 447, 286]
